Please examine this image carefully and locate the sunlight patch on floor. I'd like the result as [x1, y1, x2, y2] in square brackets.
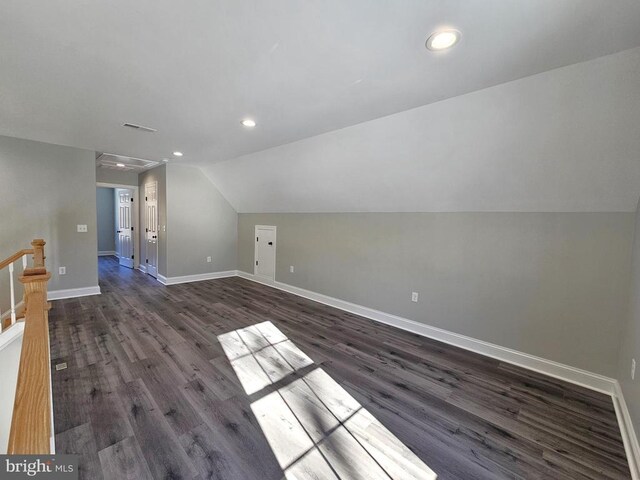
[218, 321, 437, 480]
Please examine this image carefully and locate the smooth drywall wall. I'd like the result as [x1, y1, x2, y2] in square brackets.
[96, 188, 115, 252]
[96, 167, 138, 187]
[239, 212, 633, 377]
[619, 196, 640, 433]
[166, 165, 237, 276]
[206, 47, 640, 213]
[139, 165, 167, 276]
[0, 135, 98, 294]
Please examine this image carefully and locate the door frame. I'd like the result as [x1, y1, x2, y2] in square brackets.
[144, 181, 159, 279]
[97, 182, 139, 269]
[254, 225, 277, 280]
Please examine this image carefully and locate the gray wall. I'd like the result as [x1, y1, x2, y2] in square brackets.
[96, 188, 115, 252]
[239, 212, 634, 377]
[619, 197, 640, 434]
[166, 165, 237, 277]
[0, 135, 98, 294]
[139, 165, 167, 276]
[96, 167, 139, 187]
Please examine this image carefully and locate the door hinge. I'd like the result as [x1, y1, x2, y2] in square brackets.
[256, 237, 259, 242]
[131, 226, 134, 231]
[146, 259, 148, 263]
[131, 255, 134, 259]
[256, 261, 258, 265]
[131, 198, 134, 202]
[146, 228, 148, 233]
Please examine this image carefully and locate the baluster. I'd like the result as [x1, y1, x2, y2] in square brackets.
[22, 254, 28, 271]
[9, 262, 16, 325]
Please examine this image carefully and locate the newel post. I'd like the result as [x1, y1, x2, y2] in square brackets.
[21, 239, 50, 307]
[31, 239, 46, 269]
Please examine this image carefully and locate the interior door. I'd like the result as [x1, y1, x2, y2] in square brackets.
[145, 182, 158, 278]
[116, 189, 134, 268]
[255, 226, 276, 280]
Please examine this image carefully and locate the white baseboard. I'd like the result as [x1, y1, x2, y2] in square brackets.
[236, 270, 640, 474]
[138, 264, 147, 274]
[236, 271, 616, 394]
[158, 270, 236, 286]
[98, 251, 117, 256]
[613, 382, 640, 480]
[48, 286, 101, 301]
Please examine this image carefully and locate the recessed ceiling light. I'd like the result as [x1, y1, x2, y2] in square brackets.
[173, 151, 183, 157]
[426, 29, 461, 51]
[116, 163, 125, 167]
[241, 119, 256, 128]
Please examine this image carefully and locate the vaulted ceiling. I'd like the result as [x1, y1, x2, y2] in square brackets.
[204, 48, 640, 212]
[2, 1, 640, 212]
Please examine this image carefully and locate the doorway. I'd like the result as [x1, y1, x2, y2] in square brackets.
[144, 181, 159, 278]
[115, 188, 135, 268]
[96, 182, 140, 271]
[254, 225, 276, 280]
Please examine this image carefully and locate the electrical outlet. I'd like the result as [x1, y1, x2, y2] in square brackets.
[411, 292, 419, 302]
[632, 359, 636, 380]
[206, 256, 212, 263]
[59, 266, 66, 275]
[77, 224, 88, 233]
[290, 266, 294, 273]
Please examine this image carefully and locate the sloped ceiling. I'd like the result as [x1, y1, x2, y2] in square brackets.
[1, 0, 640, 168]
[2, 1, 640, 212]
[204, 48, 640, 213]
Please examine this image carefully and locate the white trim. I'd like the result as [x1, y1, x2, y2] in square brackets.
[98, 250, 117, 256]
[1, 300, 24, 323]
[236, 270, 640, 473]
[254, 225, 277, 280]
[48, 286, 101, 301]
[144, 181, 159, 279]
[0, 321, 24, 351]
[138, 264, 147, 274]
[157, 271, 236, 286]
[97, 182, 138, 189]
[236, 270, 616, 394]
[613, 382, 640, 479]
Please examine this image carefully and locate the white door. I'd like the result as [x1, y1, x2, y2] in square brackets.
[145, 182, 159, 278]
[255, 226, 276, 280]
[116, 189, 134, 268]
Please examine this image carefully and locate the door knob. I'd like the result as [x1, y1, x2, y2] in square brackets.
[117, 230, 121, 233]
[268, 241, 273, 245]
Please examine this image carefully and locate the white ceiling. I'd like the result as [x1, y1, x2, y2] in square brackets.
[2, 0, 640, 168]
[204, 48, 640, 213]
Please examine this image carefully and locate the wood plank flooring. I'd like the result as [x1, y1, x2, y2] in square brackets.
[49, 256, 631, 479]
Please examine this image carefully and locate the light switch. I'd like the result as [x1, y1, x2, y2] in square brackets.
[77, 224, 88, 233]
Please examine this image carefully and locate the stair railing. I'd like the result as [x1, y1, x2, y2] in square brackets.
[1, 239, 53, 454]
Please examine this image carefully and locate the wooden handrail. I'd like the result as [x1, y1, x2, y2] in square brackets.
[7, 289, 52, 454]
[0, 239, 45, 271]
[4, 239, 52, 454]
[0, 249, 33, 271]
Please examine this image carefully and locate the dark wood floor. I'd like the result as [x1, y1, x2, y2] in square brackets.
[50, 256, 631, 479]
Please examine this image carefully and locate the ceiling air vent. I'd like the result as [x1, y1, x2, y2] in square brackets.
[122, 122, 157, 133]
